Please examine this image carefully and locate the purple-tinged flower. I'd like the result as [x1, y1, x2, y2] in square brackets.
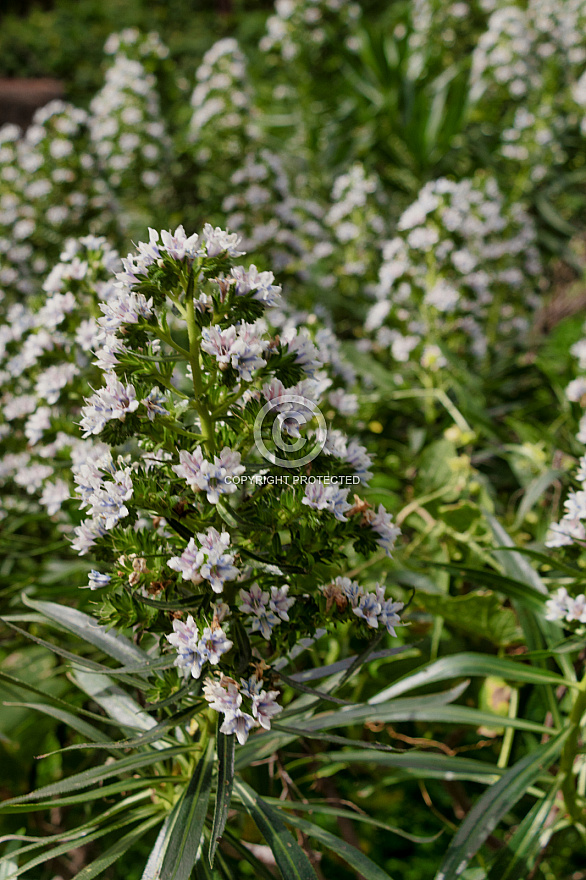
[166, 615, 202, 677]
[25, 407, 52, 445]
[230, 264, 281, 306]
[203, 677, 242, 714]
[80, 374, 139, 437]
[545, 587, 572, 621]
[160, 225, 200, 261]
[142, 387, 169, 421]
[202, 224, 244, 257]
[353, 592, 382, 628]
[250, 610, 281, 640]
[239, 583, 269, 615]
[198, 625, 233, 665]
[566, 594, 586, 624]
[366, 504, 401, 556]
[71, 519, 107, 555]
[269, 585, 295, 621]
[40, 478, 70, 515]
[220, 709, 257, 745]
[251, 688, 282, 730]
[167, 538, 204, 584]
[379, 600, 403, 637]
[173, 446, 243, 504]
[302, 483, 351, 521]
[197, 527, 240, 593]
[98, 290, 153, 332]
[86, 571, 112, 590]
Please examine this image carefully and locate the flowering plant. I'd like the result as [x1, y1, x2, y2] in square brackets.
[71, 223, 403, 736]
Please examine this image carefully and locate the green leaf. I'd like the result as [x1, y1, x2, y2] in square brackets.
[72, 815, 163, 880]
[160, 737, 215, 880]
[0, 745, 193, 807]
[368, 652, 576, 704]
[219, 829, 277, 880]
[280, 812, 396, 880]
[423, 562, 546, 612]
[314, 751, 502, 784]
[141, 814, 174, 880]
[514, 469, 565, 529]
[493, 546, 586, 580]
[486, 784, 558, 880]
[486, 518, 547, 595]
[284, 646, 412, 683]
[234, 781, 317, 880]
[71, 669, 158, 735]
[433, 729, 570, 880]
[1, 702, 110, 746]
[0, 670, 131, 728]
[22, 596, 150, 669]
[265, 798, 442, 844]
[416, 592, 522, 646]
[210, 725, 235, 867]
[277, 670, 353, 705]
[302, 695, 552, 736]
[0, 812, 158, 880]
[0, 777, 178, 814]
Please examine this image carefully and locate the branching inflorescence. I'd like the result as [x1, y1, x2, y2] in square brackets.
[71, 223, 403, 743]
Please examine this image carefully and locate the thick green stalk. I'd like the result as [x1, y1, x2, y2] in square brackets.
[560, 669, 586, 825]
[184, 272, 215, 456]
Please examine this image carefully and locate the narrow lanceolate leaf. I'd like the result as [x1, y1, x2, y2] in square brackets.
[265, 798, 442, 844]
[234, 781, 318, 880]
[434, 729, 571, 880]
[286, 646, 412, 683]
[22, 596, 150, 669]
[0, 744, 192, 807]
[141, 814, 174, 880]
[1, 702, 111, 745]
[71, 815, 164, 880]
[486, 785, 559, 880]
[280, 813, 397, 880]
[368, 652, 575, 704]
[71, 669, 157, 734]
[315, 751, 502, 784]
[209, 725, 236, 867]
[159, 738, 215, 880]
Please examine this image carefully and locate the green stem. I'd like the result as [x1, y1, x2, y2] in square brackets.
[150, 325, 190, 359]
[560, 669, 586, 825]
[497, 687, 519, 769]
[184, 273, 215, 456]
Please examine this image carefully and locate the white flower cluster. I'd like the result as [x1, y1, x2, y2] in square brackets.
[0, 236, 119, 522]
[320, 576, 404, 635]
[0, 103, 116, 300]
[260, 0, 362, 61]
[168, 528, 240, 594]
[190, 38, 256, 166]
[471, 6, 539, 102]
[72, 450, 133, 551]
[203, 674, 282, 745]
[166, 614, 233, 680]
[545, 334, 586, 548]
[172, 447, 245, 504]
[90, 33, 171, 192]
[103, 27, 170, 62]
[408, 0, 478, 59]
[471, 1, 586, 181]
[238, 583, 295, 639]
[365, 174, 541, 364]
[545, 587, 586, 623]
[222, 149, 303, 269]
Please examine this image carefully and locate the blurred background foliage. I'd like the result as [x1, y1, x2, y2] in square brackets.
[2, 1, 586, 879]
